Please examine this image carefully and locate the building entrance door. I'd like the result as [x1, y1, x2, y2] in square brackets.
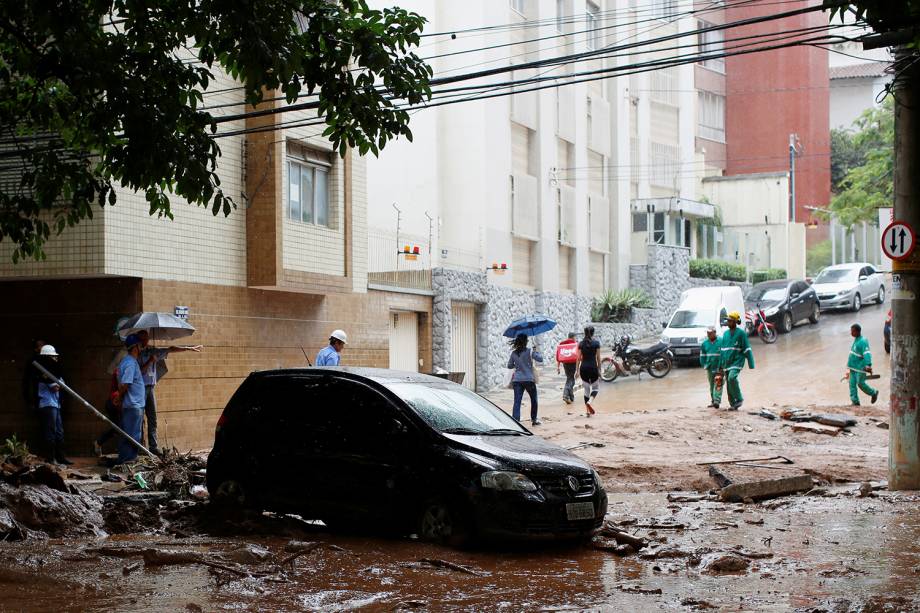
[450, 303, 477, 390]
[388, 311, 419, 372]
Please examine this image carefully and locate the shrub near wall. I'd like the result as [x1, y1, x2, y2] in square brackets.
[751, 269, 787, 284]
[689, 259, 747, 282]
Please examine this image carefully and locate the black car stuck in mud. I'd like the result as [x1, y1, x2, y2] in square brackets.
[207, 368, 607, 545]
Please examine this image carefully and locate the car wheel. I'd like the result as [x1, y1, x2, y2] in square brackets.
[852, 293, 862, 312]
[418, 499, 469, 547]
[808, 304, 820, 324]
[779, 312, 793, 334]
[877, 286, 885, 304]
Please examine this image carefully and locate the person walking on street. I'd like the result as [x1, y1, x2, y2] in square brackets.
[846, 323, 878, 406]
[507, 333, 544, 426]
[555, 333, 579, 404]
[35, 345, 72, 465]
[719, 312, 754, 410]
[316, 329, 348, 366]
[700, 326, 723, 409]
[93, 365, 123, 456]
[21, 338, 45, 414]
[137, 330, 202, 455]
[576, 326, 601, 417]
[117, 334, 147, 465]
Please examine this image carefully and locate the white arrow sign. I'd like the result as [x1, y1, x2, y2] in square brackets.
[882, 221, 916, 261]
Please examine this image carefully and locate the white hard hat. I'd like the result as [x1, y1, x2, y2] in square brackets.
[40, 345, 59, 356]
[330, 329, 348, 344]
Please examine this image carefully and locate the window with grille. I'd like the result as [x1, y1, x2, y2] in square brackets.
[649, 67, 678, 106]
[697, 91, 725, 143]
[585, 1, 600, 50]
[649, 142, 679, 188]
[632, 212, 647, 233]
[697, 21, 725, 73]
[650, 0, 678, 20]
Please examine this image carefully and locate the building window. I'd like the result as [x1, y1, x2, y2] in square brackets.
[556, 0, 566, 33]
[288, 158, 329, 226]
[651, 0, 678, 19]
[698, 91, 725, 143]
[698, 21, 725, 73]
[649, 142, 679, 188]
[649, 67, 678, 106]
[632, 212, 647, 233]
[585, 1, 600, 50]
[510, 0, 525, 15]
[653, 212, 665, 244]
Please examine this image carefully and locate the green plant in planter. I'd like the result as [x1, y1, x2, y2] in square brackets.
[592, 288, 653, 323]
[1, 434, 30, 461]
[689, 258, 747, 282]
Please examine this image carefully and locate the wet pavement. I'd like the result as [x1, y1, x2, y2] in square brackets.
[489, 301, 891, 414]
[1, 490, 918, 612]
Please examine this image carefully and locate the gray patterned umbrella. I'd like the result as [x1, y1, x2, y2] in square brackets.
[115, 312, 196, 341]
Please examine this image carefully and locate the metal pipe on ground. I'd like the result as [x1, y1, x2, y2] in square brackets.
[31, 360, 159, 461]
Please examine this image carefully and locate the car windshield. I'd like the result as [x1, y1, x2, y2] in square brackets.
[746, 287, 787, 302]
[815, 268, 857, 283]
[668, 309, 713, 329]
[386, 382, 528, 435]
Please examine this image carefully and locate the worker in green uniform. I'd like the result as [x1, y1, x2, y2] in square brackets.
[720, 311, 755, 410]
[700, 326, 722, 409]
[846, 323, 878, 406]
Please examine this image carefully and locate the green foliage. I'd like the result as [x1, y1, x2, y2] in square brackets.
[825, 2, 920, 49]
[0, 434, 29, 459]
[750, 269, 787, 284]
[689, 258, 747, 282]
[592, 288, 654, 323]
[0, 1, 432, 261]
[806, 240, 833, 277]
[827, 98, 893, 227]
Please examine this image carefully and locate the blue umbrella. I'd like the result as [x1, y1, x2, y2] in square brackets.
[503, 314, 557, 338]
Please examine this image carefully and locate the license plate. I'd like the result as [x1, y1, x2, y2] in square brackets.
[566, 502, 595, 521]
[674, 348, 692, 355]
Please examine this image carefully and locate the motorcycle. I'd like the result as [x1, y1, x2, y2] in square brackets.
[600, 335, 674, 382]
[745, 305, 777, 344]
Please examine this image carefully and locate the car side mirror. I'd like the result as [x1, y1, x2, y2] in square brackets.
[859, 275, 867, 281]
[791, 292, 799, 298]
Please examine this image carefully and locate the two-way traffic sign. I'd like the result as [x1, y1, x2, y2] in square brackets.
[881, 220, 916, 261]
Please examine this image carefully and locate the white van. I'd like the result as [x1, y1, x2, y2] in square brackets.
[660, 286, 746, 362]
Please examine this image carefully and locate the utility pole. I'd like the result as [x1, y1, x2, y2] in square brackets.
[889, 47, 920, 490]
[788, 134, 799, 223]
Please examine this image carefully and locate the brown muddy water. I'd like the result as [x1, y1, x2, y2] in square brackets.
[1, 491, 919, 612]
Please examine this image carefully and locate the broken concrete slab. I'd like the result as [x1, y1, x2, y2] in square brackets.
[708, 466, 735, 488]
[718, 474, 814, 502]
[786, 422, 842, 436]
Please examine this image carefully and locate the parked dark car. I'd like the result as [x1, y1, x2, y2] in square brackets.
[744, 279, 820, 334]
[207, 368, 607, 544]
[884, 309, 891, 354]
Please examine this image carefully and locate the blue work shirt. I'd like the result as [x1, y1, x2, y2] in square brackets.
[118, 354, 146, 409]
[507, 348, 543, 382]
[139, 347, 169, 386]
[37, 380, 61, 409]
[316, 345, 340, 366]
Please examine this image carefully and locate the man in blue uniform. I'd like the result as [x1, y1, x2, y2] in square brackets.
[316, 329, 348, 366]
[117, 334, 147, 464]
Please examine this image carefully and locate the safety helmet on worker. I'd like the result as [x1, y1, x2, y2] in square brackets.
[727, 311, 742, 322]
[39, 345, 59, 356]
[330, 329, 348, 344]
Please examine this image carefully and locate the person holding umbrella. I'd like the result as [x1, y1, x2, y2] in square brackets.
[507, 333, 544, 426]
[117, 334, 147, 465]
[137, 330, 202, 455]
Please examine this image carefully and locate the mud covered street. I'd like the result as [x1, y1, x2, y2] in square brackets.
[2, 304, 916, 612]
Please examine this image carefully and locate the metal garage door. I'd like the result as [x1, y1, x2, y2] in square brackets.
[451, 303, 477, 390]
[388, 311, 419, 372]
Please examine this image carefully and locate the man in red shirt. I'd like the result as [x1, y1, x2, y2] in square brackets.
[556, 333, 579, 404]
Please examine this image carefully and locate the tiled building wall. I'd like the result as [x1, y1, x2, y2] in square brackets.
[0, 208, 107, 277]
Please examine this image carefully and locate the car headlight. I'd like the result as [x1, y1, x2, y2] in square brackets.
[660, 335, 669, 344]
[480, 471, 537, 492]
[763, 306, 779, 317]
[837, 289, 853, 296]
[592, 468, 603, 487]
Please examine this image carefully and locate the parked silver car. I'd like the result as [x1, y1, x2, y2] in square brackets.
[812, 263, 885, 312]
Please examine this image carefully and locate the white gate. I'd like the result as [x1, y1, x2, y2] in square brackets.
[451, 303, 477, 390]
[388, 311, 419, 372]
